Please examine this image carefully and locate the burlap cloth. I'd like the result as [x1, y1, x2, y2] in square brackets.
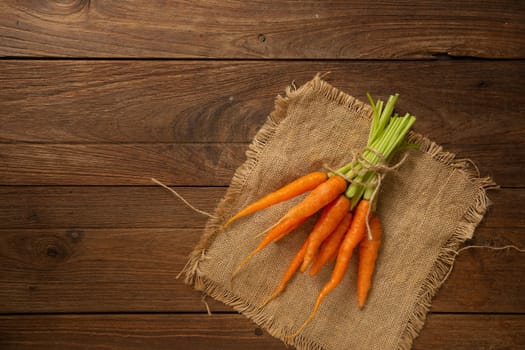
[183, 76, 495, 350]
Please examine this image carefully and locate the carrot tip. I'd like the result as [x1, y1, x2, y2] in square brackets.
[258, 291, 279, 309]
[284, 307, 318, 339]
[231, 249, 257, 279]
[308, 266, 320, 277]
[221, 217, 236, 230]
[299, 263, 308, 273]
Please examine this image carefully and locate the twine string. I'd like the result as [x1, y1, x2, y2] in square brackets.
[326, 149, 408, 240]
[176, 259, 192, 280]
[201, 294, 212, 316]
[439, 244, 525, 287]
[151, 178, 217, 219]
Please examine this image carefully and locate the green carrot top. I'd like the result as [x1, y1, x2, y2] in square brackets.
[335, 93, 416, 209]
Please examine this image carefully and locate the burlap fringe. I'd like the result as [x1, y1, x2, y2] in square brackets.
[183, 75, 496, 350]
[193, 275, 325, 350]
[293, 73, 373, 120]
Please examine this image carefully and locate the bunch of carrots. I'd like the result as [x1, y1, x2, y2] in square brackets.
[224, 93, 416, 335]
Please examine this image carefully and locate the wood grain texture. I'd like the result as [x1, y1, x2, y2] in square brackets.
[0, 142, 522, 187]
[0, 192, 523, 314]
[1, 1, 523, 348]
[0, 60, 523, 144]
[0, 314, 523, 350]
[0, 187, 521, 229]
[413, 314, 525, 350]
[0, 143, 244, 186]
[0, 228, 230, 313]
[0, 314, 284, 350]
[0, 1, 523, 59]
[0, 186, 225, 229]
[432, 227, 525, 313]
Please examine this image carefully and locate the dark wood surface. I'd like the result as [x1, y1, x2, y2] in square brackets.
[1, 1, 524, 349]
[0, 314, 523, 350]
[0, 0, 523, 58]
[1, 61, 523, 144]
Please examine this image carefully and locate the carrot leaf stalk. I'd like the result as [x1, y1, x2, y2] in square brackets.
[335, 94, 416, 210]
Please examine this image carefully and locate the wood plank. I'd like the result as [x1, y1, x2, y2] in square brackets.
[0, 186, 225, 229]
[0, 60, 523, 144]
[0, 228, 230, 313]
[0, 143, 244, 186]
[431, 227, 525, 313]
[0, 314, 523, 350]
[0, 314, 284, 350]
[0, 190, 523, 313]
[0, 141, 522, 186]
[0, 60, 275, 143]
[0, 187, 521, 229]
[413, 314, 525, 350]
[0, 1, 523, 58]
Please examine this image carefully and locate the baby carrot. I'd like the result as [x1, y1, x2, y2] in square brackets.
[259, 238, 309, 308]
[309, 212, 352, 276]
[300, 195, 350, 272]
[232, 216, 308, 277]
[273, 217, 309, 242]
[283, 175, 347, 221]
[223, 172, 327, 228]
[273, 175, 347, 244]
[357, 214, 382, 308]
[288, 199, 369, 338]
[234, 176, 346, 277]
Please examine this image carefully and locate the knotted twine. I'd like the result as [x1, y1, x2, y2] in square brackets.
[178, 76, 499, 350]
[325, 148, 409, 240]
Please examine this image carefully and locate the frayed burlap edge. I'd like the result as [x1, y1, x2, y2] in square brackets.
[182, 75, 496, 350]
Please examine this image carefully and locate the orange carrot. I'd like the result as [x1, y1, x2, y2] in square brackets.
[288, 199, 370, 337]
[234, 176, 346, 277]
[265, 175, 347, 244]
[309, 212, 352, 276]
[261, 176, 346, 249]
[233, 216, 308, 277]
[259, 238, 309, 308]
[283, 175, 347, 221]
[273, 216, 309, 242]
[357, 214, 382, 308]
[223, 172, 327, 228]
[300, 195, 350, 272]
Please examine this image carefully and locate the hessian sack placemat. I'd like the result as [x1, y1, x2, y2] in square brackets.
[182, 75, 495, 350]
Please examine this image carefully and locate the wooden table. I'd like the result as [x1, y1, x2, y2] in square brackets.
[1, 1, 524, 349]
